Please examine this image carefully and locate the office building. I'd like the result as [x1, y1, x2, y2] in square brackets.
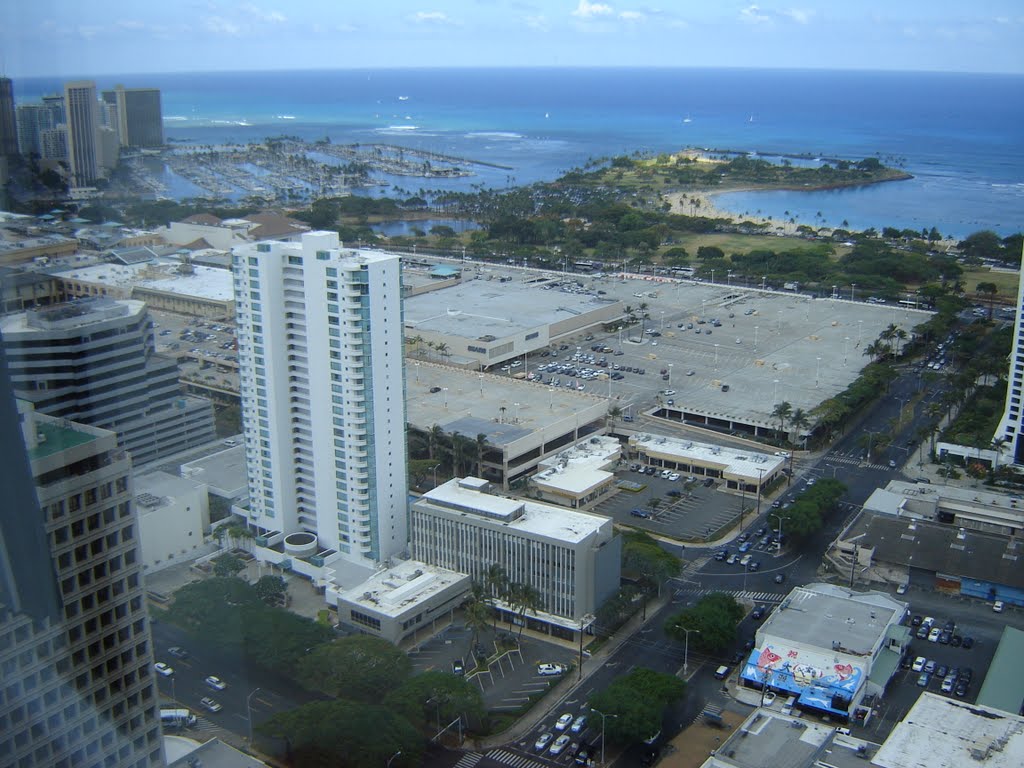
[994, 244, 1024, 464]
[103, 86, 163, 148]
[0, 349, 164, 768]
[42, 94, 66, 124]
[40, 125, 68, 161]
[63, 81, 100, 187]
[16, 103, 57, 156]
[0, 77, 16, 157]
[233, 231, 408, 567]
[410, 477, 621, 638]
[0, 297, 216, 467]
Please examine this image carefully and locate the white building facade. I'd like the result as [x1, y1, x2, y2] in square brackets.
[994, 244, 1024, 465]
[233, 232, 408, 567]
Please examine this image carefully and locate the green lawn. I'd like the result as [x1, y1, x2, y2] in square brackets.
[961, 267, 1020, 302]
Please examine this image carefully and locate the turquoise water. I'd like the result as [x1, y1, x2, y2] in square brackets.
[15, 67, 1024, 238]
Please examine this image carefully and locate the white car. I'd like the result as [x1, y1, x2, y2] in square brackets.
[993, 600, 1005, 613]
[534, 732, 553, 752]
[537, 663, 566, 676]
[154, 662, 174, 677]
[200, 696, 222, 713]
[912, 656, 926, 672]
[928, 627, 942, 643]
[661, 469, 672, 479]
[571, 715, 588, 733]
[668, 472, 680, 481]
[661, 389, 676, 396]
[549, 734, 572, 756]
[204, 675, 227, 691]
[555, 713, 573, 731]
[763, 691, 777, 705]
[740, 554, 752, 566]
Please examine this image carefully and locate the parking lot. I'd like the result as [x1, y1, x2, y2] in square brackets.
[149, 308, 239, 393]
[853, 599, 1004, 742]
[593, 467, 752, 543]
[408, 623, 578, 714]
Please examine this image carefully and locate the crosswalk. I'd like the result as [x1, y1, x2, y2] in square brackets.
[824, 454, 891, 471]
[453, 753, 484, 768]
[485, 749, 546, 768]
[675, 588, 784, 603]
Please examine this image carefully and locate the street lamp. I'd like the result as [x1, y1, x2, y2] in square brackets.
[387, 750, 402, 768]
[414, 362, 420, 382]
[769, 513, 789, 557]
[478, 373, 484, 397]
[815, 357, 821, 388]
[773, 379, 779, 404]
[844, 336, 850, 366]
[761, 275, 767, 291]
[851, 283, 857, 301]
[677, 624, 701, 675]
[714, 344, 719, 370]
[668, 363, 673, 385]
[442, 387, 448, 409]
[591, 707, 618, 766]
[430, 464, 440, 488]
[754, 325, 759, 351]
[246, 687, 262, 743]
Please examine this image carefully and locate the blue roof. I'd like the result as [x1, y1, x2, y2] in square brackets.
[430, 265, 461, 277]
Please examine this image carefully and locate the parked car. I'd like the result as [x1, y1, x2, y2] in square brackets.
[167, 647, 189, 660]
[537, 663, 566, 676]
[154, 662, 174, 677]
[993, 600, 1005, 613]
[912, 657, 927, 672]
[928, 627, 942, 643]
[917, 673, 931, 687]
[452, 658, 465, 675]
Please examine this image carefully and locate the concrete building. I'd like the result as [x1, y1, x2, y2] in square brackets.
[863, 479, 1024, 536]
[530, 434, 622, 509]
[698, 709, 879, 768]
[15, 103, 57, 157]
[0, 391, 164, 767]
[40, 125, 68, 162]
[872, 692, 1024, 768]
[133, 471, 210, 574]
[994, 244, 1024, 465]
[328, 559, 472, 644]
[102, 86, 163, 149]
[739, 584, 909, 722]
[233, 232, 407, 568]
[0, 76, 16, 158]
[410, 477, 621, 639]
[402, 269, 625, 369]
[833, 510, 1024, 607]
[628, 432, 785, 495]
[0, 297, 216, 467]
[63, 81, 101, 188]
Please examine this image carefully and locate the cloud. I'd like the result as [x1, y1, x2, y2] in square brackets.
[524, 14, 550, 31]
[77, 25, 103, 39]
[241, 5, 287, 24]
[780, 8, 813, 25]
[410, 11, 458, 25]
[116, 20, 147, 31]
[203, 16, 243, 36]
[740, 5, 771, 24]
[619, 10, 645, 22]
[572, 1, 614, 19]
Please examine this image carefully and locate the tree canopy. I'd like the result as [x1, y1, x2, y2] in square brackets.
[665, 592, 746, 654]
[587, 667, 685, 744]
[296, 635, 413, 702]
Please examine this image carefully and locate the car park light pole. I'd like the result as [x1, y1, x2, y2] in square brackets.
[387, 750, 402, 767]
[591, 707, 618, 766]
[769, 514, 789, 557]
[246, 687, 261, 743]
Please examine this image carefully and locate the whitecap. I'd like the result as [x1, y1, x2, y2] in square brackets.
[465, 131, 524, 140]
[163, 116, 188, 122]
[276, 115, 296, 120]
[377, 125, 419, 133]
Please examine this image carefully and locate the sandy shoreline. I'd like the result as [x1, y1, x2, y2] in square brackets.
[666, 189, 804, 236]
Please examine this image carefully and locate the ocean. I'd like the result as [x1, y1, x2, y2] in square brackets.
[14, 67, 1024, 239]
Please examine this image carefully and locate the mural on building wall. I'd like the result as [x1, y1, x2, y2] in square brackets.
[743, 644, 863, 698]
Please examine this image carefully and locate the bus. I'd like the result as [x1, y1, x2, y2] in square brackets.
[160, 708, 196, 729]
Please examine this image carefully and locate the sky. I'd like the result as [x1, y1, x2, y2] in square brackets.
[2, 1, 1023, 77]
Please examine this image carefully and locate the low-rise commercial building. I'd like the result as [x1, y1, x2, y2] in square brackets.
[628, 432, 784, 495]
[411, 477, 621, 639]
[530, 434, 621, 509]
[134, 470, 211, 573]
[328, 559, 472, 645]
[739, 584, 909, 722]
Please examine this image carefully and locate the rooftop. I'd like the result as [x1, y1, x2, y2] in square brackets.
[630, 432, 784, 479]
[27, 417, 96, 460]
[419, 477, 612, 543]
[872, 692, 1024, 768]
[761, 583, 905, 657]
[0, 297, 144, 335]
[533, 435, 621, 494]
[846, 511, 1024, 590]
[179, 445, 247, 500]
[334, 559, 469, 618]
[702, 709, 876, 768]
[403, 271, 619, 339]
[134, 471, 206, 512]
[976, 627, 1024, 716]
[50, 259, 234, 301]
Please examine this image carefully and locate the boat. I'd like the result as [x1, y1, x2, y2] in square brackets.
[683, 114, 692, 123]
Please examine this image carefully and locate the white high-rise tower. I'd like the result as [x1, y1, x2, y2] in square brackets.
[233, 231, 408, 566]
[993, 244, 1024, 465]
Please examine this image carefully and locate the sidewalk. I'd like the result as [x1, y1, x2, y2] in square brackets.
[472, 592, 673, 751]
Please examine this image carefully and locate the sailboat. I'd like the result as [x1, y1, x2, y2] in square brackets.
[682, 114, 692, 124]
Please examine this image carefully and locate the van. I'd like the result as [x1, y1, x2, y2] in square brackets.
[714, 665, 730, 679]
[160, 709, 197, 728]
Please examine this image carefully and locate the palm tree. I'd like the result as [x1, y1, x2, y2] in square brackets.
[474, 433, 490, 478]
[976, 281, 998, 320]
[789, 407, 811, 447]
[508, 582, 542, 639]
[863, 340, 887, 362]
[771, 401, 792, 436]
[427, 424, 445, 461]
[894, 328, 908, 356]
[463, 593, 492, 655]
[435, 341, 450, 362]
[606, 405, 622, 430]
[483, 564, 509, 630]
